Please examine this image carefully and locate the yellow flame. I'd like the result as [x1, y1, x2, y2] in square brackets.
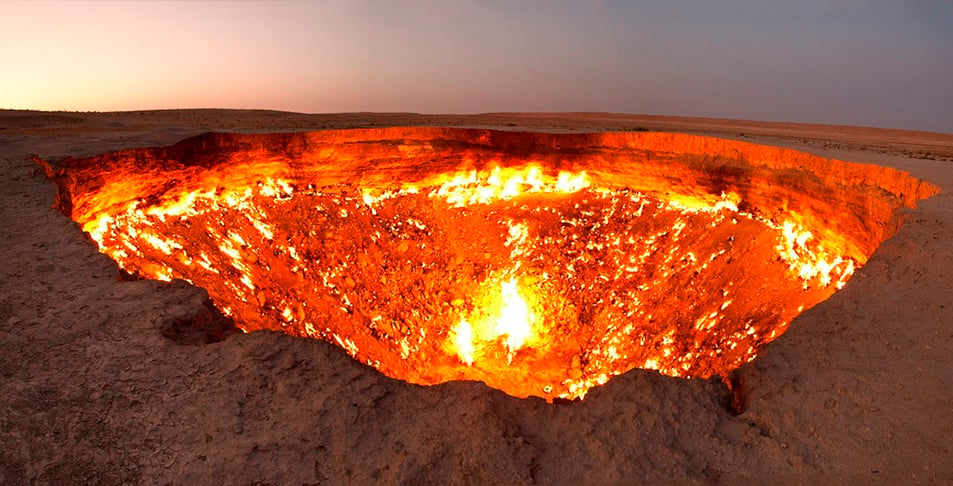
[450, 276, 536, 365]
[452, 319, 475, 365]
[495, 277, 533, 352]
[433, 165, 589, 207]
[777, 220, 855, 286]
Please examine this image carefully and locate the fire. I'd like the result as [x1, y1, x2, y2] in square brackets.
[777, 220, 856, 289]
[450, 276, 537, 366]
[494, 278, 534, 353]
[433, 165, 589, 207]
[451, 319, 475, 366]
[41, 128, 936, 401]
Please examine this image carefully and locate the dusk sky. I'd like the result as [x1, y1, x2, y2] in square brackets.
[2, 1, 951, 132]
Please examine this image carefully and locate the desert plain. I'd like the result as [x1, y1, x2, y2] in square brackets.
[1, 110, 952, 484]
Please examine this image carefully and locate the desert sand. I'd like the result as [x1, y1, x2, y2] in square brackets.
[1, 110, 951, 484]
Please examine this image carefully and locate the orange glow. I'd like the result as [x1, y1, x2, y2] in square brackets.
[451, 276, 538, 366]
[494, 278, 534, 353]
[431, 165, 589, 207]
[41, 129, 937, 401]
[451, 319, 475, 365]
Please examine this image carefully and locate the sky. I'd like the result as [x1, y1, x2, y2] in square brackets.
[1, 0, 951, 133]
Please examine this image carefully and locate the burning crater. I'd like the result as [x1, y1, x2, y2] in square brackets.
[41, 128, 937, 401]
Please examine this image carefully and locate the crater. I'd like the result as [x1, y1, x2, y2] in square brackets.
[40, 128, 937, 401]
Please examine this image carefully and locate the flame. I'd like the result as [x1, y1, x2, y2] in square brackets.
[776, 220, 856, 288]
[450, 276, 536, 366]
[431, 165, 589, 207]
[494, 277, 534, 353]
[452, 319, 475, 366]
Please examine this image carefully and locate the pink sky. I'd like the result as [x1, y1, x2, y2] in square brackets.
[2, 1, 951, 132]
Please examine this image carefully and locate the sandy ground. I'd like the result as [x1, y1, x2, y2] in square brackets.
[1, 110, 951, 484]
